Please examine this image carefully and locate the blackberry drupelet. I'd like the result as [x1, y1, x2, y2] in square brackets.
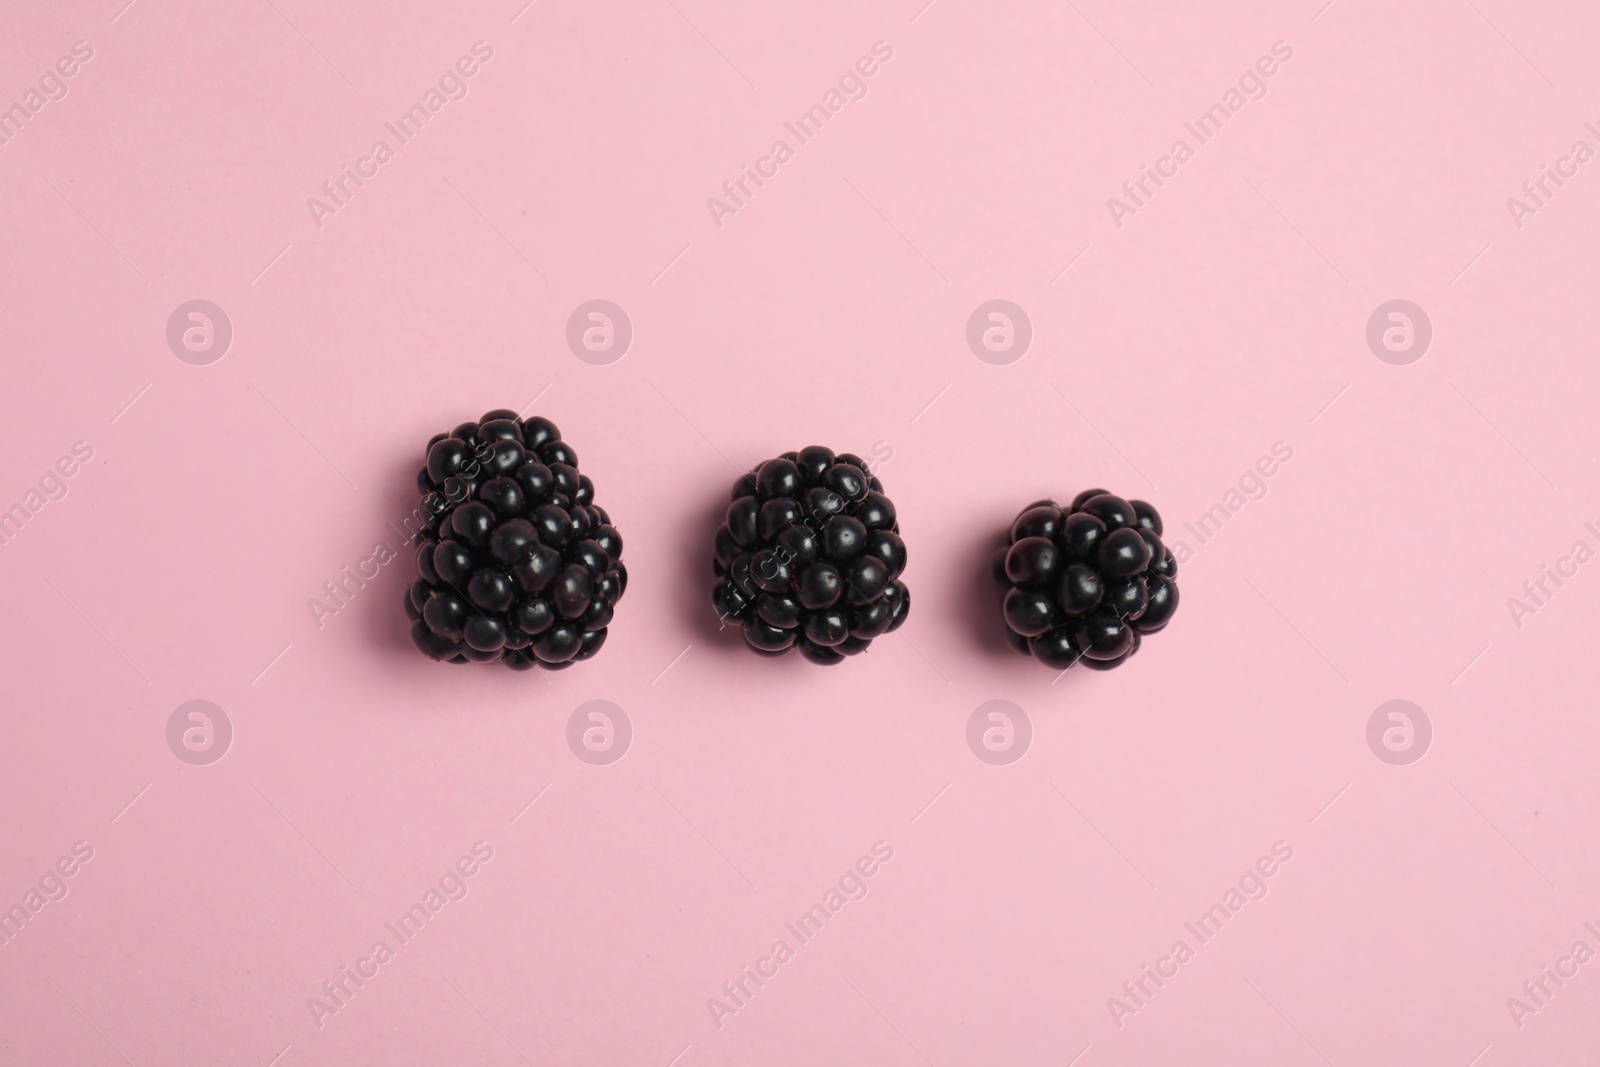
[993, 490, 1179, 671]
[406, 409, 626, 670]
[712, 448, 909, 664]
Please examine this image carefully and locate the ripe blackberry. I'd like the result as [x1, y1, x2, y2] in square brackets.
[992, 490, 1178, 671]
[405, 409, 626, 671]
[712, 448, 909, 664]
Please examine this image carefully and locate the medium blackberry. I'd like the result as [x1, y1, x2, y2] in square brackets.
[712, 448, 909, 664]
[992, 489, 1179, 671]
[405, 409, 626, 671]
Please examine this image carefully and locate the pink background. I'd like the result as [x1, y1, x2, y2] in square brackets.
[4, 0, 1599, 1063]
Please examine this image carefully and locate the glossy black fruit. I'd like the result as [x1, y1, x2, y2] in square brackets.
[1011, 505, 1063, 542]
[1068, 609, 1133, 661]
[1004, 537, 1061, 587]
[864, 530, 907, 577]
[803, 610, 850, 647]
[994, 491, 1179, 672]
[408, 411, 624, 669]
[1057, 563, 1104, 615]
[1030, 626, 1081, 670]
[842, 555, 890, 605]
[713, 448, 908, 663]
[1079, 493, 1137, 531]
[1059, 513, 1105, 560]
[1003, 588, 1056, 637]
[1097, 527, 1152, 578]
[794, 561, 843, 610]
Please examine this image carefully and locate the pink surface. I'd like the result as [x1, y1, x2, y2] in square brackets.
[3, 0, 1599, 1063]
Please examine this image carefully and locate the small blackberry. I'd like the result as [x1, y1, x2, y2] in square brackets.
[993, 490, 1178, 671]
[712, 448, 909, 664]
[406, 409, 625, 670]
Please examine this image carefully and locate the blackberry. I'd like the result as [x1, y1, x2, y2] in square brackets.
[712, 448, 909, 664]
[993, 490, 1178, 671]
[406, 409, 625, 670]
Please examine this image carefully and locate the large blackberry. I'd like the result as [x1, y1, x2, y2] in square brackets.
[405, 409, 625, 670]
[712, 448, 909, 664]
[993, 490, 1178, 671]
